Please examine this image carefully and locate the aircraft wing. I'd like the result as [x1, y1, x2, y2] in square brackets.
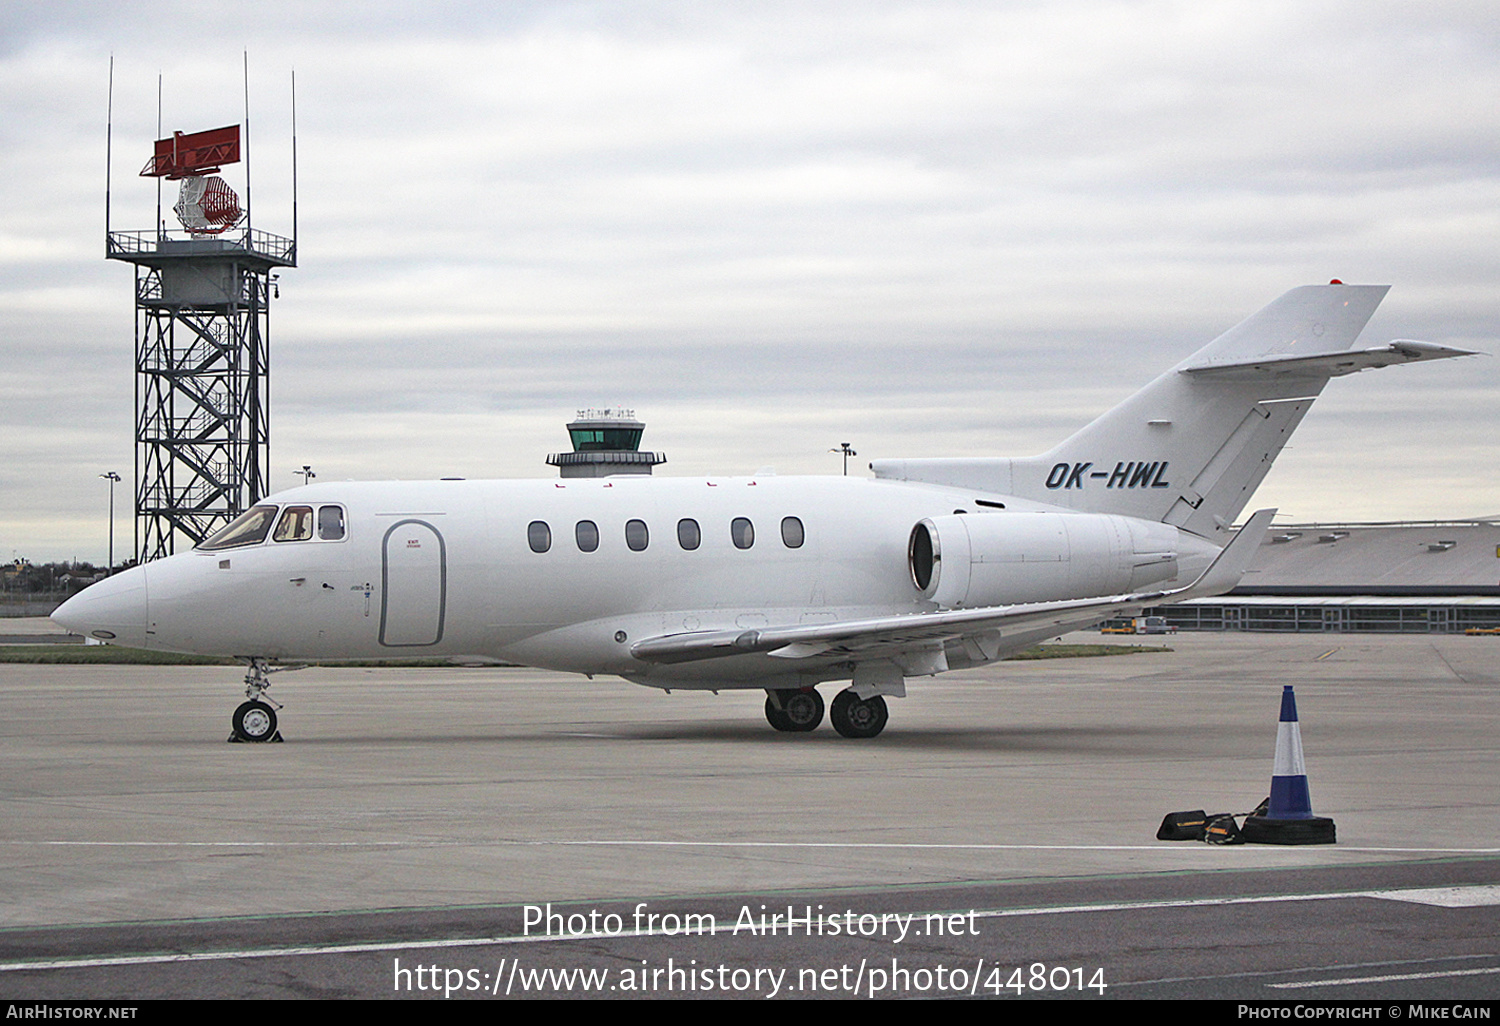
[1181, 340, 1477, 381]
[631, 509, 1276, 667]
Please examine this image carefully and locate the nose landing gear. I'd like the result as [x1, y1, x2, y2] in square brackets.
[228, 657, 294, 743]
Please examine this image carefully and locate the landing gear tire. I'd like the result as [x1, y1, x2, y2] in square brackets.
[232, 700, 279, 743]
[765, 688, 824, 732]
[830, 690, 888, 739]
[783, 689, 824, 732]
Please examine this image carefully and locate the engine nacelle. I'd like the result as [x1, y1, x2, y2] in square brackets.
[908, 511, 1185, 608]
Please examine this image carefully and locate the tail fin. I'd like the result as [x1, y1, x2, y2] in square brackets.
[872, 284, 1473, 539]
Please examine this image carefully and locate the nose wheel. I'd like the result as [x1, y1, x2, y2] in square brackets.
[228, 657, 290, 743]
[232, 700, 280, 742]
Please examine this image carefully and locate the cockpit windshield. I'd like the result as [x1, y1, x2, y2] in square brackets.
[197, 505, 279, 551]
[273, 506, 315, 542]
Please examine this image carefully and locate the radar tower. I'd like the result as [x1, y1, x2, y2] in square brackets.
[106, 69, 296, 561]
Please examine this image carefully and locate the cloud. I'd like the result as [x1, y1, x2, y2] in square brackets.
[3, 1, 1498, 561]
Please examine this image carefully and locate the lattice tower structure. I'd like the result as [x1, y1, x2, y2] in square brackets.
[107, 229, 295, 560]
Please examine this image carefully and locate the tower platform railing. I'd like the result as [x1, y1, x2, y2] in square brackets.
[107, 228, 296, 267]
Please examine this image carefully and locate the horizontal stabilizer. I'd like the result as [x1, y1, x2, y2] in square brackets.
[1181, 341, 1478, 381]
[630, 509, 1276, 667]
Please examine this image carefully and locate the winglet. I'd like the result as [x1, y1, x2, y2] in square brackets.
[1170, 508, 1276, 602]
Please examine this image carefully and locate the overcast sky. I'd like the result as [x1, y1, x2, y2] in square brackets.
[3, 1, 1498, 564]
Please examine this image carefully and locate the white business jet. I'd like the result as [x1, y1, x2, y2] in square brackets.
[54, 284, 1471, 741]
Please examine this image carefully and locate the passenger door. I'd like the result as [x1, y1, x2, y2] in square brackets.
[380, 519, 447, 646]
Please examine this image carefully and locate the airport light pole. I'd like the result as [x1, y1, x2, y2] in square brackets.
[99, 472, 121, 574]
[830, 442, 857, 476]
[295, 465, 316, 486]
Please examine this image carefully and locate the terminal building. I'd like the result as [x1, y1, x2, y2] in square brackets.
[1150, 518, 1500, 633]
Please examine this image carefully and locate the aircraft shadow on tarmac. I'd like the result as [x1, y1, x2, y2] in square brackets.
[231, 721, 1171, 754]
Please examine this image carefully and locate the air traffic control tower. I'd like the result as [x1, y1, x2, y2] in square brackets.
[107, 122, 295, 561]
[546, 409, 666, 478]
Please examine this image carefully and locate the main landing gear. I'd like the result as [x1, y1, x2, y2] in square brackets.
[763, 686, 889, 738]
[229, 658, 291, 743]
[765, 688, 825, 732]
[830, 689, 888, 739]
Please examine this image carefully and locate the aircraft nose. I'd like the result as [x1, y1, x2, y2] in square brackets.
[51, 564, 150, 648]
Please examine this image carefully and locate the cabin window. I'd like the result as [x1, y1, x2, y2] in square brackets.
[317, 505, 345, 540]
[527, 521, 552, 553]
[626, 519, 649, 551]
[781, 516, 804, 548]
[575, 520, 599, 552]
[197, 505, 278, 550]
[677, 518, 701, 550]
[273, 506, 315, 542]
[731, 517, 754, 549]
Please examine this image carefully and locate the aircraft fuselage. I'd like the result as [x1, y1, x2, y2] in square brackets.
[68, 474, 1216, 689]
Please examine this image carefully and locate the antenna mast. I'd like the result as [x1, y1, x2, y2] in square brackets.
[105, 56, 113, 244]
[242, 51, 252, 236]
[154, 74, 162, 240]
[291, 68, 298, 254]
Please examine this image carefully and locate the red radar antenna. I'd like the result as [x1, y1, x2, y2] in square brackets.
[140, 125, 245, 236]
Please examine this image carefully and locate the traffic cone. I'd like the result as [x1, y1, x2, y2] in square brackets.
[1241, 686, 1336, 844]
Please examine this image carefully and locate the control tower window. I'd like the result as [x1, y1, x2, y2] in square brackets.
[273, 506, 315, 542]
[197, 505, 278, 550]
[731, 517, 755, 550]
[528, 521, 552, 553]
[677, 519, 701, 550]
[781, 516, 805, 548]
[576, 520, 600, 552]
[569, 427, 644, 452]
[626, 519, 649, 551]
